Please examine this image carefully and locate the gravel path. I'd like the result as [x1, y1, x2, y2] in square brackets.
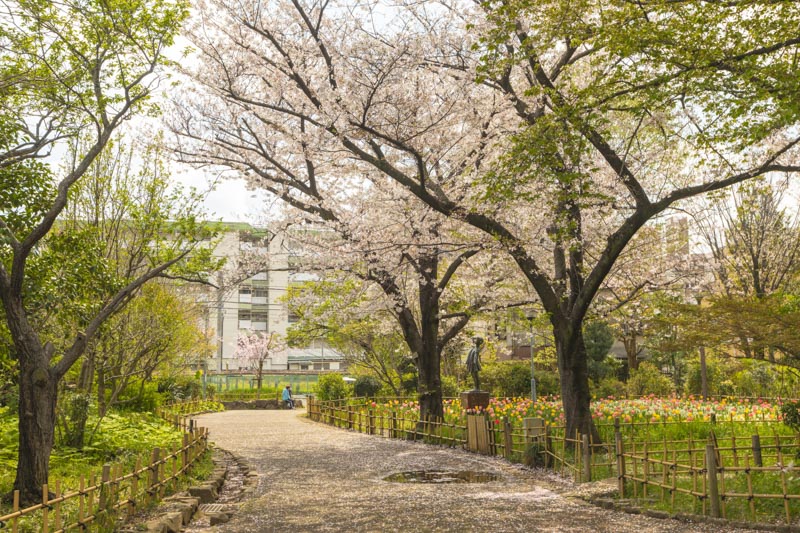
[195, 409, 761, 533]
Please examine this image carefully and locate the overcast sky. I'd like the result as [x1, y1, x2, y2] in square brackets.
[171, 169, 271, 224]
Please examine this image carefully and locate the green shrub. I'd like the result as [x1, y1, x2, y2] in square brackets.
[353, 375, 382, 398]
[316, 373, 350, 401]
[482, 361, 531, 397]
[592, 377, 626, 400]
[534, 370, 560, 396]
[684, 357, 722, 396]
[781, 400, 800, 433]
[441, 375, 460, 398]
[157, 375, 203, 401]
[626, 362, 674, 397]
[116, 381, 164, 412]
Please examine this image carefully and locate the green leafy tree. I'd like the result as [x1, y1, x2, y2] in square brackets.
[695, 180, 800, 362]
[0, 0, 192, 500]
[316, 373, 350, 401]
[626, 362, 674, 398]
[353, 375, 381, 398]
[287, 280, 413, 396]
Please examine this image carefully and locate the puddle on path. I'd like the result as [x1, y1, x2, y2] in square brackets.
[383, 470, 500, 484]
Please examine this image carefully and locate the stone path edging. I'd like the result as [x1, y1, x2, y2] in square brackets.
[122, 448, 258, 533]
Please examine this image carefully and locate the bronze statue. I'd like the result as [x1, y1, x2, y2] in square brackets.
[465, 337, 484, 391]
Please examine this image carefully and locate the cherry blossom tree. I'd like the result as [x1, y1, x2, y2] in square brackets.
[173, 0, 800, 442]
[235, 331, 285, 397]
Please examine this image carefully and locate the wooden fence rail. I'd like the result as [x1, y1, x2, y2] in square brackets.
[0, 401, 213, 532]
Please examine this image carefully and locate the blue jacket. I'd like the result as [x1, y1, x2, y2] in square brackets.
[282, 388, 292, 401]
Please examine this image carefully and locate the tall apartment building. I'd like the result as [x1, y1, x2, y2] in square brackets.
[204, 223, 343, 373]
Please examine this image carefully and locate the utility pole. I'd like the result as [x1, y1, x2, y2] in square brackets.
[217, 271, 224, 371]
[525, 309, 537, 402]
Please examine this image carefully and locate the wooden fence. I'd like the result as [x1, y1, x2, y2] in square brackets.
[0, 403, 211, 532]
[616, 426, 800, 524]
[309, 397, 800, 525]
[307, 398, 467, 447]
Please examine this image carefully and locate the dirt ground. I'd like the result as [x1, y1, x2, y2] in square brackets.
[194, 409, 763, 533]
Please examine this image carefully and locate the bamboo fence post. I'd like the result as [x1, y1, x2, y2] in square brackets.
[369, 408, 375, 435]
[615, 419, 625, 497]
[718, 454, 727, 519]
[149, 448, 161, 504]
[706, 443, 721, 518]
[100, 464, 111, 512]
[642, 440, 649, 498]
[777, 447, 791, 524]
[544, 425, 551, 469]
[632, 441, 639, 499]
[53, 480, 61, 531]
[582, 434, 591, 482]
[752, 435, 763, 467]
[11, 490, 19, 533]
[503, 417, 513, 460]
[182, 434, 190, 471]
[41, 483, 49, 533]
[745, 455, 755, 521]
[160, 450, 167, 499]
[670, 449, 677, 512]
[171, 444, 178, 490]
[78, 475, 85, 526]
[661, 446, 668, 503]
[129, 458, 141, 520]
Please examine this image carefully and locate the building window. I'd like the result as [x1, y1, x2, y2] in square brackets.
[238, 309, 251, 329]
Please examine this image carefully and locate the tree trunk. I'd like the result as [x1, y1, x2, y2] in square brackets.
[417, 342, 444, 423]
[556, 325, 600, 446]
[257, 361, 263, 400]
[416, 257, 444, 424]
[97, 365, 107, 417]
[77, 354, 94, 392]
[699, 345, 709, 400]
[15, 355, 58, 504]
[66, 354, 95, 449]
[624, 335, 639, 372]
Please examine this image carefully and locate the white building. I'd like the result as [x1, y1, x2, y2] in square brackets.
[205, 223, 344, 373]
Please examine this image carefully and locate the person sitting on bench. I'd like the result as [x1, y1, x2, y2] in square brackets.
[282, 385, 294, 409]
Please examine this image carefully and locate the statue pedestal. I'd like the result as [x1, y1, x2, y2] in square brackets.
[460, 390, 490, 411]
